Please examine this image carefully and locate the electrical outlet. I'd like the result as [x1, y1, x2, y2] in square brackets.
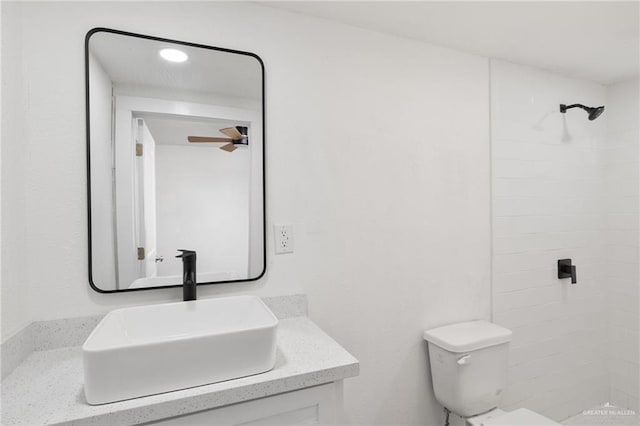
[274, 224, 294, 254]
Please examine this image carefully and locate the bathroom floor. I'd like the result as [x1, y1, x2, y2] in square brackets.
[563, 403, 639, 426]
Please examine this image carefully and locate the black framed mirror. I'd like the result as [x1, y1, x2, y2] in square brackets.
[85, 28, 265, 292]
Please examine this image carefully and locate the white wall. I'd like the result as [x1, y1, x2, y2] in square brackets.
[0, 0, 4, 341]
[88, 52, 116, 288]
[603, 78, 639, 412]
[1, 2, 490, 425]
[490, 60, 608, 421]
[1, 1, 29, 340]
[114, 83, 261, 111]
[155, 145, 250, 278]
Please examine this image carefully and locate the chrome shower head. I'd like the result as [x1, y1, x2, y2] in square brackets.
[560, 103, 605, 121]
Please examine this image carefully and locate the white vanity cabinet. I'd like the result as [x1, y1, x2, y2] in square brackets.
[147, 381, 344, 426]
[1, 312, 359, 426]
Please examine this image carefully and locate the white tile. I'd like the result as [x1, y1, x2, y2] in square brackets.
[494, 285, 564, 312]
[605, 230, 639, 247]
[495, 303, 568, 329]
[608, 291, 639, 315]
[508, 337, 565, 366]
[604, 261, 639, 281]
[610, 311, 640, 331]
[603, 196, 639, 214]
[610, 361, 639, 397]
[493, 268, 556, 292]
[508, 353, 564, 383]
[605, 245, 639, 264]
[605, 214, 638, 231]
[502, 380, 535, 406]
[492, 61, 638, 419]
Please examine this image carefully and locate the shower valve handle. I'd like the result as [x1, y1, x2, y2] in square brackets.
[558, 259, 577, 284]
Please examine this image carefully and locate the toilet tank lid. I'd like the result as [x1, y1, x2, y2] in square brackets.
[423, 320, 512, 352]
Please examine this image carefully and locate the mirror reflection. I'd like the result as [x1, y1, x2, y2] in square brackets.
[87, 29, 265, 291]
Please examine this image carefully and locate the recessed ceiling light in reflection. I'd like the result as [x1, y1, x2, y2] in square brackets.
[159, 48, 188, 63]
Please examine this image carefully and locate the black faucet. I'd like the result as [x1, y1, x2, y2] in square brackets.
[176, 249, 197, 301]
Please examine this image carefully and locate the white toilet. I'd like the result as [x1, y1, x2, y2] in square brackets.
[423, 320, 560, 426]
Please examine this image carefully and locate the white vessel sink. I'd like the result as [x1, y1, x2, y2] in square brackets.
[83, 295, 278, 405]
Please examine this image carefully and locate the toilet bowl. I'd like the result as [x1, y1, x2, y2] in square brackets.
[423, 320, 560, 426]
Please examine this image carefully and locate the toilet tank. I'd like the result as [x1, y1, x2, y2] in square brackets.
[423, 320, 512, 418]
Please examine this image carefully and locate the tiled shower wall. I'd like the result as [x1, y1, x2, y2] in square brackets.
[491, 60, 609, 421]
[604, 78, 639, 412]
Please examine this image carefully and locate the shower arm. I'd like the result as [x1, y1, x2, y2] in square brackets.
[559, 104, 588, 113]
[559, 103, 604, 120]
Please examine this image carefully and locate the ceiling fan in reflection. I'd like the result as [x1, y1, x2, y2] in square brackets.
[187, 126, 248, 152]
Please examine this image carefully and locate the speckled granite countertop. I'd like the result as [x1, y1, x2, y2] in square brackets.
[0, 316, 359, 425]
